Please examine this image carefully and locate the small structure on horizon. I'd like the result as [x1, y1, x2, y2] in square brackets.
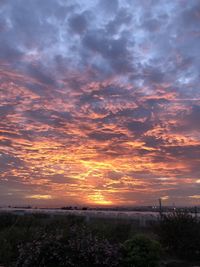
[159, 198, 162, 217]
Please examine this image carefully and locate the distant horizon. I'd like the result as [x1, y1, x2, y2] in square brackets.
[1, 202, 200, 209]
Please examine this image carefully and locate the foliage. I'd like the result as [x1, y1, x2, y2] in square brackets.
[122, 234, 161, 267]
[157, 211, 200, 260]
[0, 214, 83, 266]
[1, 212, 199, 267]
[0, 213, 18, 229]
[15, 226, 122, 267]
[88, 218, 134, 243]
[0, 226, 38, 266]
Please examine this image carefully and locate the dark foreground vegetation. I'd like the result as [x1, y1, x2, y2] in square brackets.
[0, 211, 199, 267]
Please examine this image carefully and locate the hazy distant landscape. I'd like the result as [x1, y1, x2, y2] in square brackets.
[1, 205, 200, 221]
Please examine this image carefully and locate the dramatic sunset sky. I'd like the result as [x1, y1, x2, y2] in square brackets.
[0, 0, 200, 207]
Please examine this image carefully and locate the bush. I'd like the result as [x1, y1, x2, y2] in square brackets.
[15, 226, 122, 267]
[16, 235, 69, 267]
[157, 211, 200, 260]
[122, 234, 161, 267]
[0, 213, 21, 230]
[88, 219, 133, 243]
[0, 226, 37, 266]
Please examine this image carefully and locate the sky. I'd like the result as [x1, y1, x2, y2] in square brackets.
[0, 0, 200, 207]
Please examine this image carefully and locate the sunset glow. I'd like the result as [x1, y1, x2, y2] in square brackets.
[0, 0, 200, 207]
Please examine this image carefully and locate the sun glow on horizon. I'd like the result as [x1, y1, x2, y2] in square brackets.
[25, 195, 53, 200]
[88, 191, 113, 206]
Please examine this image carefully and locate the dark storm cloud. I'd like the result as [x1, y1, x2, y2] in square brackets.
[26, 65, 56, 86]
[162, 145, 200, 161]
[25, 109, 72, 128]
[144, 98, 169, 108]
[186, 105, 200, 130]
[106, 171, 122, 180]
[0, 139, 12, 147]
[79, 85, 133, 107]
[143, 136, 165, 148]
[172, 105, 200, 132]
[48, 174, 78, 185]
[181, 1, 200, 28]
[25, 83, 49, 96]
[68, 13, 88, 34]
[88, 131, 124, 141]
[83, 30, 132, 74]
[117, 107, 151, 120]
[0, 153, 24, 173]
[0, 1, 51, 55]
[143, 67, 165, 83]
[106, 8, 132, 34]
[0, 41, 23, 62]
[142, 18, 160, 32]
[127, 120, 153, 136]
[0, 105, 15, 116]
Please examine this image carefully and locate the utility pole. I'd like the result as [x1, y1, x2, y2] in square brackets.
[194, 206, 197, 221]
[159, 198, 162, 218]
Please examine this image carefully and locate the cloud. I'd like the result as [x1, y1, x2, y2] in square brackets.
[88, 131, 124, 141]
[68, 12, 88, 34]
[0, 0, 200, 206]
[127, 120, 153, 136]
[186, 105, 200, 130]
[99, 0, 119, 14]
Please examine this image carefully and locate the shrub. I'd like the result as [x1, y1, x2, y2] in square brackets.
[16, 235, 69, 267]
[122, 234, 161, 267]
[0, 226, 37, 267]
[157, 211, 200, 260]
[15, 226, 122, 267]
[0, 213, 19, 230]
[88, 219, 133, 243]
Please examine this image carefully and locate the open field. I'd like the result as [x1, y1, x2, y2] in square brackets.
[0, 208, 160, 225]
